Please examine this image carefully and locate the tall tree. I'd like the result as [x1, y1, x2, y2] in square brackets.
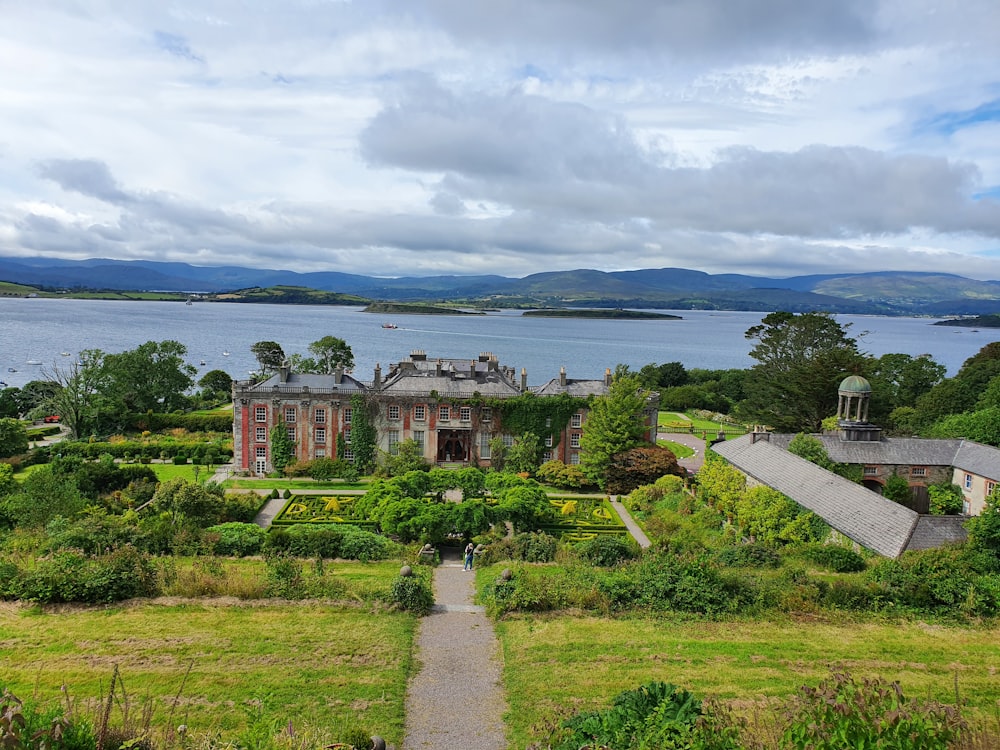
[47, 349, 108, 439]
[199, 369, 234, 401]
[0, 418, 29, 458]
[866, 352, 945, 424]
[579, 372, 651, 489]
[295, 336, 355, 374]
[251, 341, 285, 375]
[738, 311, 865, 432]
[101, 340, 196, 415]
[269, 420, 296, 476]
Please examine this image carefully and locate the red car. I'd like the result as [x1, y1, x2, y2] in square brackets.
[43, 415, 61, 423]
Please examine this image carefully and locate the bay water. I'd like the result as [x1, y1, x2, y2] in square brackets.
[1, 299, 996, 389]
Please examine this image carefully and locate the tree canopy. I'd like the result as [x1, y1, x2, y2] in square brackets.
[579, 372, 651, 489]
[251, 341, 285, 374]
[738, 311, 865, 432]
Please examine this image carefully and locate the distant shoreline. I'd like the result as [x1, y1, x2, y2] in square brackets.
[523, 308, 682, 320]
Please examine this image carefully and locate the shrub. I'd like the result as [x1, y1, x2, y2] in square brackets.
[205, 522, 267, 556]
[13, 546, 158, 603]
[264, 524, 395, 561]
[172, 453, 188, 465]
[478, 532, 558, 565]
[714, 544, 782, 569]
[781, 671, 965, 750]
[800, 543, 867, 573]
[390, 573, 433, 614]
[574, 535, 638, 567]
[599, 554, 741, 615]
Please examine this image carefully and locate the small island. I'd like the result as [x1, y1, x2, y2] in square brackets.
[522, 308, 683, 320]
[363, 302, 485, 315]
[932, 314, 1000, 328]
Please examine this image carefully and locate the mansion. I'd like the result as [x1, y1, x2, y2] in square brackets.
[232, 351, 658, 475]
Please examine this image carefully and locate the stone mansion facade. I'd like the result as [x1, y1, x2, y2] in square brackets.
[232, 351, 658, 474]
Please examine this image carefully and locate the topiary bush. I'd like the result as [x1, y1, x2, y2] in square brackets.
[478, 531, 558, 565]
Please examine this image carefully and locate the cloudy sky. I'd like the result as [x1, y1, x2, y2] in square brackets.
[2, 1, 1000, 280]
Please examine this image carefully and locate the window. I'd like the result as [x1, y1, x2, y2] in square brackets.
[480, 433, 491, 459]
[388, 430, 400, 454]
[414, 404, 426, 421]
[255, 446, 267, 458]
[344, 448, 354, 462]
[344, 429, 351, 444]
[284, 407, 296, 422]
[570, 433, 580, 448]
[965, 473, 973, 490]
[481, 407, 492, 422]
[314, 408, 326, 424]
[460, 406, 471, 421]
[864, 465, 879, 476]
[439, 405, 450, 421]
[545, 417, 552, 428]
[255, 427, 267, 442]
[571, 414, 582, 428]
[344, 407, 352, 425]
[542, 451, 552, 462]
[502, 434, 514, 447]
[315, 427, 326, 444]
[987, 481, 996, 497]
[544, 435, 553, 447]
[388, 405, 400, 420]
[314, 448, 326, 458]
[413, 430, 424, 450]
[286, 426, 295, 442]
[911, 466, 927, 477]
[569, 452, 580, 465]
[255, 406, 266, 422]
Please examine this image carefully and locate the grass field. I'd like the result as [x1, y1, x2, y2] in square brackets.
[224, 478, 371, 491]
[0, 601, 417, 747]
[658, 438, 695, 458]
[496, 614, 1000, 748]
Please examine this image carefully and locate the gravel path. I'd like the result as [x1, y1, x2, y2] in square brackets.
[402, 549, 508, 750]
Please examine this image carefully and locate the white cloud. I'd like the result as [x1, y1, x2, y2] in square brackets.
[0, 0, 998, 280]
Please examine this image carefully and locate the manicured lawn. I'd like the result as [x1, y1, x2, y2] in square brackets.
[122, 462, 222, 482]
[189, 404, 233, 417]
[224, 478, 371, 491]
[496, 615, 1000, 749]
[0, 601, 417, 747]
[659, 410, 745, 436]
[657, 438, 695, 458]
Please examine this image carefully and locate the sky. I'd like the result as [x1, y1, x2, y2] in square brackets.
[2, 0, 1000, 281]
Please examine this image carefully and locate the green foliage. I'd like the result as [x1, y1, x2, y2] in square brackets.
[390, 572, 434, 614]
[735, 486, 824, 546]
[536, 459, 590, 489]
[198, 368, 234, 400]
[0, 465, 85, 529]
[865, 545, 998, 614]
[504, 431, 543, 474]
[150, 477, 222, 527]
[250, 340, 285, 374]
[295, 335, 355, 374]
[495, 482, 556, 532]
[799, 543, 867, 573]
[883, 474, 913, 505]
[598, 553, 742, 615]
[739, 311, 864, 432]
[265, 523, 396, 560]
[580, 372, 651, 488]
[378, 438, 430, 476]
[11, 546, 158, 603]
[574, 535, 638, 567]
[478, 531, 558, 565]
[780, 671, 965, 750]
[0, 418, 29, 458]
[205, 522, 267, 556]
[928, 482, 964, 516]
[967, 488, 1000, 560]
[552, 681, 720, 750]
[349, 394, 377, 474]
[694, 452, 746, 521]
[713, 544, 782, 569]
[604, 445, 684, 495]
[492, 392, 585, 444]
[269, 419, 295, 476]
[924, 407, 1000, 446]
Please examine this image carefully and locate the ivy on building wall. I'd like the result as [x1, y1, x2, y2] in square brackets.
[489, 392, 588, 440]
[350, 393, 377, 474]
[269, 419, 295, 476]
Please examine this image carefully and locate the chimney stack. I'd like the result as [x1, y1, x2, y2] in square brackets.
[520, 367, 527, 392]
[559, 366, 567, 387]
[604, 368, 612, 387]
[334, 367, 343, 385]
[373, 363, 381, 388]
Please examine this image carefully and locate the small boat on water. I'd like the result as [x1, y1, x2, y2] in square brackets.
[222, 351, 230, 356]
[61, 352, 70, 356]
[26, 360, 42, 365]
[200, 360, 206, 366]
[7, 368, 16, 373]
[381, 323, 398, 329]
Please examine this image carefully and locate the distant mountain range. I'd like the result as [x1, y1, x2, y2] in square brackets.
[3, 255, 1000, 316]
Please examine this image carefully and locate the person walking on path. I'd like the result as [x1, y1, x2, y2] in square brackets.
[402, 548, 507, 749]
[463, 542, 475, 570]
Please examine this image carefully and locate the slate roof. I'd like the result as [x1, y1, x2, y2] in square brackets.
[713, 435, 919, 558]
[767, 434, 964, 467]
[532, 378, 610, 397]
[379, 356, 523, 398]
[952, 441, 1000, 480]
[240, 371, 367, 394]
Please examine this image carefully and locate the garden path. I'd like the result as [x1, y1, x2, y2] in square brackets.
[402, 548, 508, 750]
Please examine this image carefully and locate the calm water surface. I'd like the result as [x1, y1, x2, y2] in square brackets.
[0, 299, 996, 388]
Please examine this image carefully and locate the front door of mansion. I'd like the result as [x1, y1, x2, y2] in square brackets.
[437, 429, 471, 463]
